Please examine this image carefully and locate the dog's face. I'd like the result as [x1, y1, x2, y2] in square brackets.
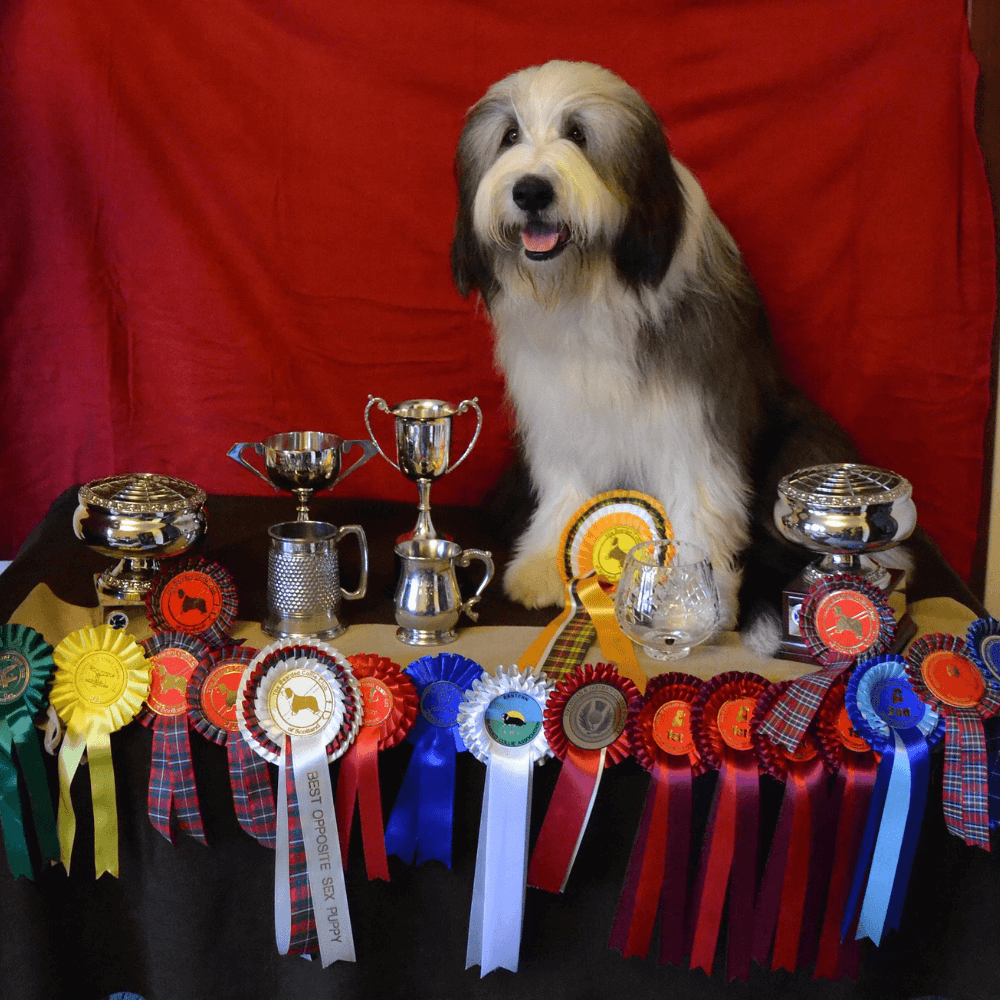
[452, 61, 685, 303]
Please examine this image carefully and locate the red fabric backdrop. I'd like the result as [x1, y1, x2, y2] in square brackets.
[0, 1, 994, 580]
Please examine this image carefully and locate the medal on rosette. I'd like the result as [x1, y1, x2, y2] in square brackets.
[688, 671, 773, 982]
[842, 656, 943, 946]
[812, 675, 879, 981]
[50, 625, 151, 876]
[967, 617, 1000, 829]
[518, 491, 671, 692]
[383, 652, 482, 868]
[751, 681, 829, 974]
[905, 633, 999, 850]
[334, 654, 417, 880]
[238, 640, 361, 966]
[0, 624, 60, 877]
[528, 662, 640, 893]
[139, 632, 212, 845]
[146, 556, 238, 647]
[759, 574, 895, 755]
[187, 643, 275, 847]
[459, 663, 553, 976]
[609, 672, 706, 965]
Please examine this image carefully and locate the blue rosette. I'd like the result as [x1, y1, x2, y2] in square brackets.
[383, 652, 483, 867]
[842, 655, 944, 946]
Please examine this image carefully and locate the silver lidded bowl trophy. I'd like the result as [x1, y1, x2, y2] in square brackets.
[774, 462, 916, 589]
[73, 473, 208, 605]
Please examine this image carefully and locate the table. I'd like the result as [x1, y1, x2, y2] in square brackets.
[1, 488, 996, 1000]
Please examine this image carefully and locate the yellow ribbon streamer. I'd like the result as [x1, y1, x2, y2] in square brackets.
[576, 575, 646, 694]
[517, 580, 577, 671]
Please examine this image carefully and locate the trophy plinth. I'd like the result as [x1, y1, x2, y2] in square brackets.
[365, 396, 482, 541]
[773, 463, 918, 662]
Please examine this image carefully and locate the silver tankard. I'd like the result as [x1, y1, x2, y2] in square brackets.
[393, 537, 494, 645]
[264, 520, 368, 640]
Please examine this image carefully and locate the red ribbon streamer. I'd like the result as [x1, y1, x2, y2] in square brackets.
[528, 743, 604, 892]
[335, 727, 389, 881]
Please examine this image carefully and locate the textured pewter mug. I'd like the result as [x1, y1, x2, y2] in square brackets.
[264, 520, 368, 640]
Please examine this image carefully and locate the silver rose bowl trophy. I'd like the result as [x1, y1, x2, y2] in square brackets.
[773, 462, 917, 660]
[73, 473, 208, 606]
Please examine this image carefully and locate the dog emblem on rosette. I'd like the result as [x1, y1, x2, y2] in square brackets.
[452, 60, 856, 630]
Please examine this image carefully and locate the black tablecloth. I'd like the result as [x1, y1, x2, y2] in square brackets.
[0, 488, 995, 1000]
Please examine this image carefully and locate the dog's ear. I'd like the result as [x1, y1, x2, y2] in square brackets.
[612, 118, 685, 290]
[451, 126, 498, 302]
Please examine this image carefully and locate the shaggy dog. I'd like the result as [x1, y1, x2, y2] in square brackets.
[451, 60, 855, 629]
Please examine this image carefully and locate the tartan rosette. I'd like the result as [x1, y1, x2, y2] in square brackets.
[967, 616, 1000, 684]
[611, 672, 705, 965]
[186, 642, 274, 848]
[145, 556, 238, 647]
[800, 574, 896, 669]
[335, 654, 418, 880]
[688, 671, 773, 982]
[905, 632, 999, 850]
[139, 631, 213, 845]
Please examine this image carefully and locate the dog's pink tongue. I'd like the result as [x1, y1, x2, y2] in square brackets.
[522, 228, 560, 253]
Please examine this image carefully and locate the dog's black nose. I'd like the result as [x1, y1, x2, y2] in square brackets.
[512, 175, 554, 213]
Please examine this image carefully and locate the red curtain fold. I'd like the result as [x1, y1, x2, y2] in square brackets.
[1, 0, 994, 579]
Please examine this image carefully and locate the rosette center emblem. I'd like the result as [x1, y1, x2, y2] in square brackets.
[268, 668, 339, 738]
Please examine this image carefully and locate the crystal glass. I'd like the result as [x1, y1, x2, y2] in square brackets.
[614, 540, 720, 660]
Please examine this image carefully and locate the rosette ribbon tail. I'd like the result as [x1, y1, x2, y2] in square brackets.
[148, 715, 207, 845]
[385, 727, 457, 867]
[335, 728, 389, 880]
[0, 742, 32, 877]
[609, 752, 691, 963]
[228, 737, 276, 848]
[467, 745, 533, 975]
[10, 721, 60, 866]
[689, 751, 760, 981]
[576, 575, 646, 694]
[945, 713, 990, 849]
[528, 744, 605, 892]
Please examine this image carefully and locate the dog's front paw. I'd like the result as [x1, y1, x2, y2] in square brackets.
[503, 550, 565, 609]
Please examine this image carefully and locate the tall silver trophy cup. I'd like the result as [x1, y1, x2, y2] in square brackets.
[364, 397, 482, 540]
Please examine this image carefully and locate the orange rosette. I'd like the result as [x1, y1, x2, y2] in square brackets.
[689, 671, 773, 982]
[527, 662, 640, 893]
[51, 625, 151, 876]
[610, 672, 706, 965]
[334, 654, 418, 880]
[812, 675, 879, 980]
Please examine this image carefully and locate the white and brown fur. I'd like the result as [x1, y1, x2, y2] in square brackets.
[452, 61, 856, 630]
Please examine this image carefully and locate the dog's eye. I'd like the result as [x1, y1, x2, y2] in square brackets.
[567, 125, 586, 146]
[500, 126, 519, 148]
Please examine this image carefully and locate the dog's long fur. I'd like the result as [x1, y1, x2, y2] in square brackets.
[452, 61, 856, 629]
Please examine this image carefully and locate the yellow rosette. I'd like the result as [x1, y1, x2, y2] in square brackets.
[51, 625, 150, 877]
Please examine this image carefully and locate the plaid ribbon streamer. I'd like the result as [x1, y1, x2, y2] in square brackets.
[757, 667, 846, 754]
[229, 737, 276, 849]
[148, 715, 207, 844]
[942, 712, 990, 849]
[542, 609, 596, 681]
[285, 749, 319, 957]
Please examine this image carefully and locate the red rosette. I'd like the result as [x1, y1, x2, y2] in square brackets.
[811, 674, 878, 980]
[611, 672, 705, 965]
[335, 653, 419, 880]
[138, 631, 214, 845]
[145, 556, 238, 646]
[800, 574, 896, 668]
[528, 663, 641, 894]
[749, 681, 829, 974]
[689, 671, 772, 982]
[905, 632, 1000, 850]
[187, 643, 259, 745]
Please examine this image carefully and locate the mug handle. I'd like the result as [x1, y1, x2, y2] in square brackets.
[363, 396, 401, 471]
[226, 441, 275, 489]
[333, 439, 379, 487]
[457, 548, 494, 622]
[335, 524, 369, 601]
[447, 398, 483, 473]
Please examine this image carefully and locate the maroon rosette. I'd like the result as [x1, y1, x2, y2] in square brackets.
[528, 663, 641, 893]
[610, 672, 705, 965]
[145, 555, 238, 647]
[139, 632, 213, 845]
[812, 675, 878, 980]
[689, 671, 773, 982]
[800, 574, 896, 669]
[186, 643, 275, 848]
[750, 681, 829, 974]
[905, 632, 1000, 849]
[335, 654, 418, 880]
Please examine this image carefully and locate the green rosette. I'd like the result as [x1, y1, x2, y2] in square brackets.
[0, 624, 59, 877]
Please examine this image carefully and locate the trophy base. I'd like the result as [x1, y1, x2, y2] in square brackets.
[262, 616, 346, 642]
[395, 625, 459, 647]
[777, 566, 917, 663]
[95, 563, 159, 607]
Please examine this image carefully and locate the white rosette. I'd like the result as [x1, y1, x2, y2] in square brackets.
[238, 639, 362, 967]
[459, 663, 553, 976]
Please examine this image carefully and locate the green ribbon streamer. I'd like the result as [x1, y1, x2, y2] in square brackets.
[0, 740, 32, 878]
[7, 716, 60, 865]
